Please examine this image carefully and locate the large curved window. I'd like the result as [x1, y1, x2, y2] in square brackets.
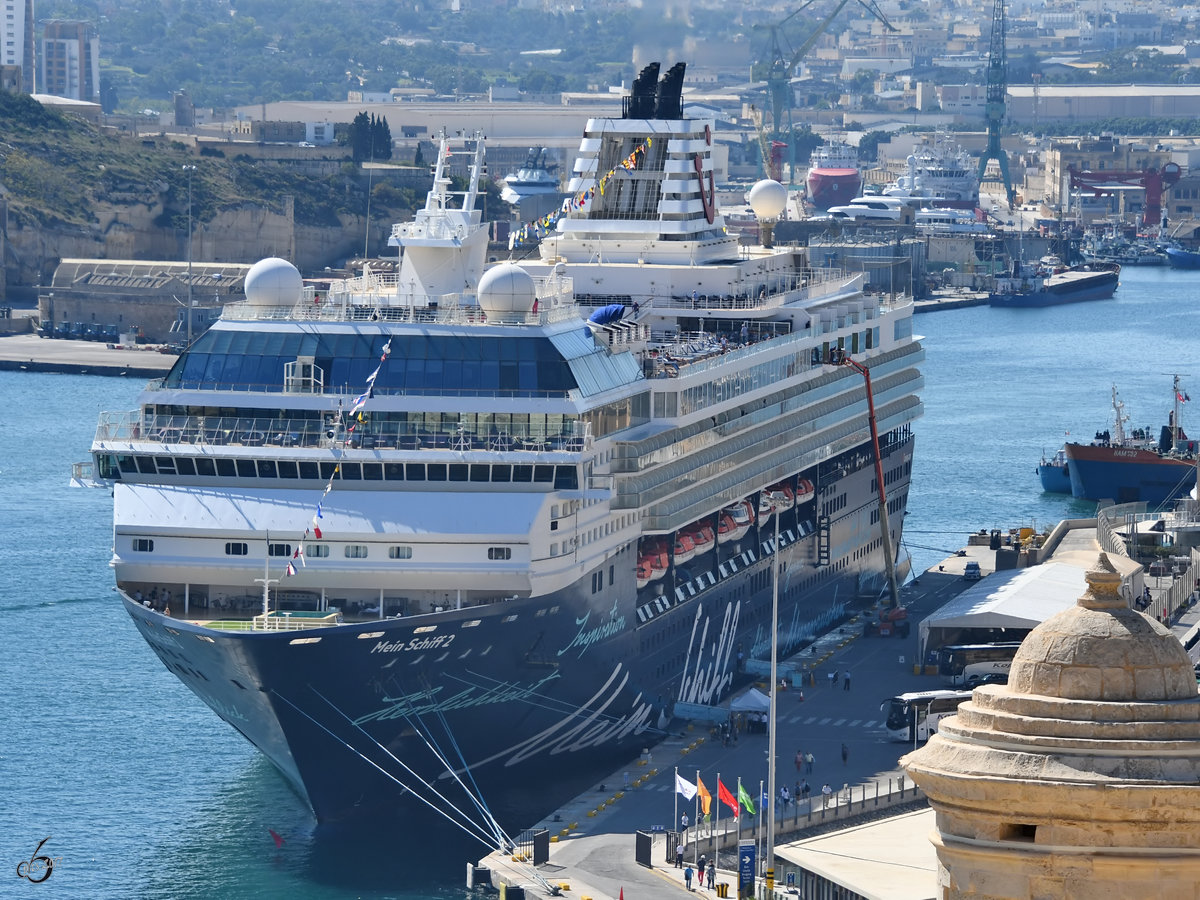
[167, 330, 579, 397]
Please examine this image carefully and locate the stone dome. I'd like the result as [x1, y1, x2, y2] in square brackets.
[1008, 553, 1196, 702]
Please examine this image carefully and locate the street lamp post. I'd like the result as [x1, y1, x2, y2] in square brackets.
[183, 165, 197, 347]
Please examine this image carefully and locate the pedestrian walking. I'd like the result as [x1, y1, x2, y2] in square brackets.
[707, 863, 715, 889]
[795, 749, 804, 772]
[681, 812, 689, 832]
[821, 783, 833, 807]
[841, 742, 849, 766]
[685, 864, 694, 891]
[843, 670, 851, 690]
[676, 842, 684, 868]
[805, 751, 814, 774]
[698, 854, 707, 883]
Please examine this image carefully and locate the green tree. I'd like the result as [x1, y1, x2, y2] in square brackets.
[349, 111, 371, 163]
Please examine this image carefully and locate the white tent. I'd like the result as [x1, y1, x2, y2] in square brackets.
[917, 556, 1141, 659]
[730, 687, 771, 712]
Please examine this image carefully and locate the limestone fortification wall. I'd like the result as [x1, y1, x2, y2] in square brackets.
[5, 201, 366, 287]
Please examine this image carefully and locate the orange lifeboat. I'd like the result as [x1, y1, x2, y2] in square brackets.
[688, 524, 715, 555]
[674, 532, 696, 565]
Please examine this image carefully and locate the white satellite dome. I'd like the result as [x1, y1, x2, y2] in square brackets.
[748, 179, 787, 221]
[244, 257, 303, 306]
[478, 263, 536, 321]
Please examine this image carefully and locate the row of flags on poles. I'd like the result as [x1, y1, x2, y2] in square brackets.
[675, 771, 757, 819]
[283, 339, 394, 579]
[511, 140, 652, 248]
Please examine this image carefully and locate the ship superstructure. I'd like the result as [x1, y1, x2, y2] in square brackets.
[91, 62, 923, 836]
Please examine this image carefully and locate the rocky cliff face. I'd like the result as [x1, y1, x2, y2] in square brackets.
[4, 199, 369, 290]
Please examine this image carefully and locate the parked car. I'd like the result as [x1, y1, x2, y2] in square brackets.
[964, 561, 982, 581]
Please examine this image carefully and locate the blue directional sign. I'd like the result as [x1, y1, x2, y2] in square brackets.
[738, 839, 756, 898]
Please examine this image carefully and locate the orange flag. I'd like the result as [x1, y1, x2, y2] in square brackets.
[696, 777, 712, 816]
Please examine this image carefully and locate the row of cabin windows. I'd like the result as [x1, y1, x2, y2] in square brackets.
[108, 454, 578, 490]
[131, 541, 501, 562]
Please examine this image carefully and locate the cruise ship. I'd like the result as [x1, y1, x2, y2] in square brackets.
[89, 62, 924, 834]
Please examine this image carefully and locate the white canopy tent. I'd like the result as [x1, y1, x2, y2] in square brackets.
[730, 687, 771, 713]
[917, 556, 1141, 661]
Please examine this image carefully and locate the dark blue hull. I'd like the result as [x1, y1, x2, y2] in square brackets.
[1064, 442, 1195, 505]
[989, 268, 1119, 308]
[1166, 247, 1200, 269]
[1037, 460, 1072, 494]
[123, 435, 915, 830]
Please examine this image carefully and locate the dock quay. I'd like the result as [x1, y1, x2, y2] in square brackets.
[914, 290, 990, 313]
[0, 333, 176, 377]
[473, 519, 1200, 899]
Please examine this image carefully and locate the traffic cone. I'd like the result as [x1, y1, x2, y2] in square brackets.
[798, 690, 804, 702]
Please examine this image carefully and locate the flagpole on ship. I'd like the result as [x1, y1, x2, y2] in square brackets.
[765, 508, 780, 893]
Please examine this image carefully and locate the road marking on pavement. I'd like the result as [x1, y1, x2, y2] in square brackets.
[833, 719, 846, 726]
[818, 717, 832, 725]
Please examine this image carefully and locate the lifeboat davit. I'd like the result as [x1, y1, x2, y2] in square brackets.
[674, 532, 696, 565]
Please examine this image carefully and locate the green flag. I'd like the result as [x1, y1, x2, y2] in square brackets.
[738, 781, 756, 816]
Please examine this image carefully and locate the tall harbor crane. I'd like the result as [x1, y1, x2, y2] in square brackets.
[755, 0, 894, 182]
[977, 0, 1016, 208]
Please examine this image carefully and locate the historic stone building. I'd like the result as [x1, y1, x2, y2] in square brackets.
[903, 553, 1200, 899]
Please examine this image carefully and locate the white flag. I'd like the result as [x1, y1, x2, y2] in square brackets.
[675, 773, 698, 801]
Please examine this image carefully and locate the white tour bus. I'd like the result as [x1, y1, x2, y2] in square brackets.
[881, 689, 973, 742]
[936, 642, 1023, 687]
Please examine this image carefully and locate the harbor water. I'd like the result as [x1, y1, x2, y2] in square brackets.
[2, 265, 1197, 898]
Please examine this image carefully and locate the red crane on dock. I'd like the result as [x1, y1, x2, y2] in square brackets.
[1068, 162, 1182, 227]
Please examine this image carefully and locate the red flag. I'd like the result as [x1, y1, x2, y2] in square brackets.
[717, 778, 739, 817]
[269, 828, 284, 849]
[313, 525, 322, 539]
[696, 777, 712, 816]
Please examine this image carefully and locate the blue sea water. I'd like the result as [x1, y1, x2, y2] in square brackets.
[1, 265, 1197, 897]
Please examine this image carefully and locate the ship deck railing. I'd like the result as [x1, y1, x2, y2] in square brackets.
[94, 411, 593, 453]
[220, 274, 577, 327]
[650, 267, 856, 312]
